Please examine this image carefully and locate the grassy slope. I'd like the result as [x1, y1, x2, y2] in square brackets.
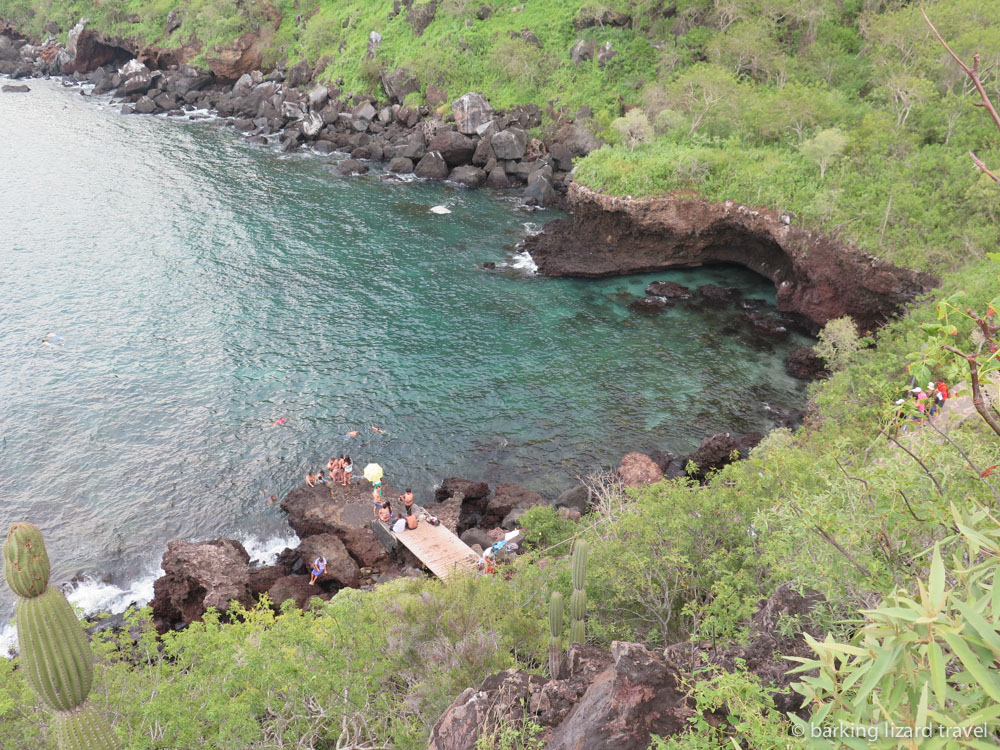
[1, 1, 998, 270]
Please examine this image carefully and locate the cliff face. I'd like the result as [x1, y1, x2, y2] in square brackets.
[524, 183, 937, 332]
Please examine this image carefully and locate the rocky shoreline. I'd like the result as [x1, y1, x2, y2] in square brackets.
[1, 21, 586, 208]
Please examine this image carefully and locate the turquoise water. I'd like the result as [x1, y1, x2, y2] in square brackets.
[0, 80, 811, 623]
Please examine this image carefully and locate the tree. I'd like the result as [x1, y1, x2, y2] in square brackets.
[798, 128, 849, 179]
[612, 109, 653, 151]
[814, 316, 862, 372]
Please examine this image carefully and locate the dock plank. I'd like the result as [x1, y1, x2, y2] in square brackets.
[378, 506, 480, 579]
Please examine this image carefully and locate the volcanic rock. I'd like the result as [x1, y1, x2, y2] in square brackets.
[448, 165, 486, 188]
[415, 151, 450, 179]
[491, 128, 527, 160]
[645, 281, 692, 299]
[2, 83, 30, 92]
[336, 159, 369, 176]
[697, 284, 742, 306]
[524, 183, 935, 332]
[785, 347, 829, 380]
[555, 485, 590, 514]
[388, 156, 414, 174]
[618, 452, 663, 487]
[685, 433, 741, 479]
[427, 130, 475, 167]
[267, 574, 326, 609]
[297, 534, 360, 588]
[150, 538, 253, 633]
[451, 92, 493, 135]
[436, 478, 490, 502]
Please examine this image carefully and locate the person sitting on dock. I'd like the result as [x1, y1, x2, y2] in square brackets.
[309, 557, 327, 585]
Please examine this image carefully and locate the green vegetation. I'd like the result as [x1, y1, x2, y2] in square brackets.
[2, 0, 996, 271]
[2, 0, 1000, 746]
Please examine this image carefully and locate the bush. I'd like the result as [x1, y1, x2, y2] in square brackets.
[814, 316, 862, 371]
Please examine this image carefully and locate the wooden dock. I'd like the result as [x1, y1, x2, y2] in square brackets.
[371, 506, 480, 580]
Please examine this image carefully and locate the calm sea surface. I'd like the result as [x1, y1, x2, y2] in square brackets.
[0, 79, 811, 632]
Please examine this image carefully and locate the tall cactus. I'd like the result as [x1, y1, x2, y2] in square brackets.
[3, 523, 120, 750]
[548, 591, 564, 679]
[569, 540, 589, 645]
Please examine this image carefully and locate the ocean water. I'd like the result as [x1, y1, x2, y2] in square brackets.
[0, 79, 811, 645]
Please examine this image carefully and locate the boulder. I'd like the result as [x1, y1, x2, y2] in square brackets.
[570, 39, 595, 64]
[744, 310, 789, 339]
[685, 432, 741, 479]
[597, 42, 619, 67]
[697, 284, 742, 306]
[117, 60, 152, 96]
[618, 452, 664, 487]
[574, 8, 632, 30]
[381, 67, 420, 103]
[133, 96, 158, 114]
[407, 2, 438, 36]
[337, 526, 391, 569]
[490, 128, 527, 160]
[149, 538, 253, 633]
[308, 85, 329, 109]
[436, 477, 490, 502]
[785, 347, 828, 380]
[548, 142, 574, 172]
[429, 670, 547, 750]
[523, 175, 557, 207]
[249, 564, 288, 598]
[297, 534, 360, 588]
[555, 485, 589, 514]
[2, 84, 30, 93]
[352, 101, 377, 131]
[267, 574, 326, 609]
[483, 483, 545, 527]
[426, 84, 448, 108]
[485, 167, 511, 189]
[427, 130, 475, 167]
[629, 296, 672, 314]
[471, 135, 494, 167]
[558, 507, 582, 521]
[388, 156, 414, 174]
[451, 92, 493, 135]
[286, 60, 312, 87]
[460, 527, 494, 550]
[547, 642, 689, 750]
[448, 165, 486, 188]
[645, 281, 692, 299]
[397, 130, 427, 160]
[336, 159, 369, 176]
[414, 151, 450, 179]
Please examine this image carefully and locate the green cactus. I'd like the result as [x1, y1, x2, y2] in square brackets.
[548, 591, 564, 679]
[570, 540, 589, 645]
[4, 522, 51, 598]
[4, 523, 120, 750]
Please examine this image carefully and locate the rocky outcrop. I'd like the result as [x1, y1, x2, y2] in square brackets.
[785, 347, 829, 380]
[149, 538, 254, 633]
[618, 452, 664, 487]
[524, 183, 936, 332]
[684, 432, 762, 480]
[435, 478, 490, 502]
[429, 642, 690, 750]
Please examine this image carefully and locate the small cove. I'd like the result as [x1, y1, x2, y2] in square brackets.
[0, 79, 812, 634]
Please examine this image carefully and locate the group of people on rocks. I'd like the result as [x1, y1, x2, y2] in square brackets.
[376, 488, 416, 526]
[896, 379, 949, 430]
[306, 455, 353, 487]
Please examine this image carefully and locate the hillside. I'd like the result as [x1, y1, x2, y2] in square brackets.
[3, 1, 1000, 748]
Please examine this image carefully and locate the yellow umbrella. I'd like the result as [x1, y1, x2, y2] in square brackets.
[364, 463, 384, 483]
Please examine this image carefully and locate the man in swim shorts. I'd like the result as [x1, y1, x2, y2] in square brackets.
[309, 557, 327, 585]
[372, 480, 383, 518]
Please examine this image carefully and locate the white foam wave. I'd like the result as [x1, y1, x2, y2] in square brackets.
[1, 570, 160, 658]
[239, 533, 300, 567]
[508, 250, 538, 274]
[522, 222, 542, 236]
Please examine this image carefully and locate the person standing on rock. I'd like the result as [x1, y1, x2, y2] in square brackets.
[309, 557, 327, 585]
[400, 489, 415, 516]
[343, 456, 353, 486]
[372, 477, 383, 518]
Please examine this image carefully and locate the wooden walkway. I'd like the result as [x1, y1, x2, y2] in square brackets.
[372, 505, 480, 580]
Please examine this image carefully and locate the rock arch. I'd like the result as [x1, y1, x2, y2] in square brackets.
[523, 183, 936, 333]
